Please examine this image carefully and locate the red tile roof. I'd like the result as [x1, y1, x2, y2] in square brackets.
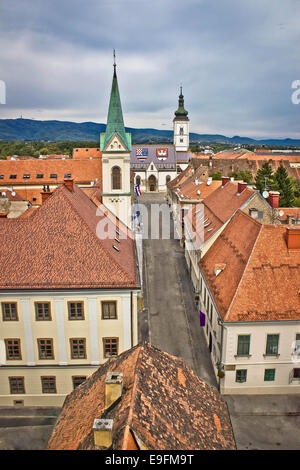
[0, 158, 102, 185]
[185, 181, 256, 247]
[167, 165, 193, 190]
[47, 343, 236, 450]
[0, 183, 139, 290]
[0, 189, 24, 201]
[200, 210, 300, 322]
[72, 148, 101, 159]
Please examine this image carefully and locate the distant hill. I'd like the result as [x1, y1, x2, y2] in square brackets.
[0, 118, 300, 147]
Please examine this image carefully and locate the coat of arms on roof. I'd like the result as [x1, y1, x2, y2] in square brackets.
[156, 148, 168, 160]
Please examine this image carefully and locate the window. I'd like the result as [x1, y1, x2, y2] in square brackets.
[64, 173, 71, 178]
[68, 302, 84, 320]
[237, 335, 250, 356]
[23, 174, 30, 179]
[2, 302, 18, 321]
[72, 376, 87, 389]
[9, 175, 17, 179]
[265, 334, 279, 356]
[236, 369, 247, 383]
[0, 175, 3, 179]
[41, 377, 56, 393]
[166, 175, 171, 184]
[5, 339, 21, 360]
[35, 302, 51, 321]
[102, 301, 117, 320]
[210, 304, 213, 322]
[180, 138, 184, 143]
[180, 127, 184, 135]
[9, 377, 25, 394]
[103, 338, 118, 358]
[36, 174, 44, 179]
[50, 174, 57, 178]
[70, 339, 86, 359]
[136, 175, 141, 186]
[295, 334, 300, 354]
[264, 369, 276, 382]
[293, 368, 300, 379]
[37, 339, 54, 359]
[112, 166, 121, 190]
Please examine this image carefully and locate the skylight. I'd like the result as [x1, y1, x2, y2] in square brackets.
[113, 245, 120, 252]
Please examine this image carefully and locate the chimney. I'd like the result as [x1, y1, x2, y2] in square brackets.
[268, 191, 280, 209]
[105, 372, 123, 409]
[286, 227, 300, 250]
[64, 178, 74, 192]
[93, 419, 113, 449]
[0, 213, 8, 218]
[221, 176, 229, 187]
[237, 181, 247, 194]
[41, 189, 52, 204]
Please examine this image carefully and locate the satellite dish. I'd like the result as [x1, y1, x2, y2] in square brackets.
[11, 191, 16, 197]
[278, 210, 284, 217]
[262, 190, 269, 199]
[197, 190, 201, 195]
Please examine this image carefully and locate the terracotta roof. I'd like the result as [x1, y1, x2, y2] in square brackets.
[172, 166, 222, 201]
[167, 164, 193, 190]
[0, 189, 24, 201]
[185, 181, 256, 247]
[7, 155, 70, 160]
[0, 158, 102, 186]
[200, 210, 300, 322]
[17, 206, 37, 218]
[0, 182, 139, 290]
[72, 148, 101, 159]
[47, 343, 236, 450]
[277, 207, 300, 224]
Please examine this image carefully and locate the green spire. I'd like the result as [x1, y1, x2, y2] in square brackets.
[174, 85, 189, 121]
[101, 52, 131, 151]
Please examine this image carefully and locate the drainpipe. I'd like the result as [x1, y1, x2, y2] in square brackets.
[217, 318, 226, 392]
[130, 291, 133, 348]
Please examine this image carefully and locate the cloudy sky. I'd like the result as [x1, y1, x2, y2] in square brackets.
[0, 0, 299, 138]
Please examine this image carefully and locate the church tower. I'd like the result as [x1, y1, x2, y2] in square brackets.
[100, 55, 132, 228]
[173, 86, 189, 152]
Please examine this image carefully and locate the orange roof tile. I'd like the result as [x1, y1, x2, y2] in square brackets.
[47, 343, 236, 450]
[73, 147, 101, 159]
[185, 182, 256, 247]
[200, 210, 300, 322]
[0, 157, 102, 186]
[0, 182, 139, 290]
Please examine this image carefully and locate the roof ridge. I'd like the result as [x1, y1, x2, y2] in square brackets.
[121, 343, 145, 449]
[224, 219, 263, 321]
[60, 185, 138, 286]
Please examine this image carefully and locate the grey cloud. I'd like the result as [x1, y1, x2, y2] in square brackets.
[0, 0, 299, 138]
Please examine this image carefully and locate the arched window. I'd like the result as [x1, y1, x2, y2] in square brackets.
[166, 175, 171, 184]
[112, 166, 121, 190]
[136, 175, 141, 186]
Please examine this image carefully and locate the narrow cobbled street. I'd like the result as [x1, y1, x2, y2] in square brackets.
[138, 193, 217, 388]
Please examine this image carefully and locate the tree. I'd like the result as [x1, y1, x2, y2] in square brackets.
[273, 165, 295, 207]
[254, 162, 274, 193]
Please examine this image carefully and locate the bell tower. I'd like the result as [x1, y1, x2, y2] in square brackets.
[100, 52, 132, 228]
[173, 86, 189, 152]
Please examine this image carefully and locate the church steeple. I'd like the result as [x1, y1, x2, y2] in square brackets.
[173, 86, 189, 152]
[100, 52, 131, 152]
[174, 86, 189, 121]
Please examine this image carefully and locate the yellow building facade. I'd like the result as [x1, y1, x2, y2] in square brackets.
[0, 290, 138, 406]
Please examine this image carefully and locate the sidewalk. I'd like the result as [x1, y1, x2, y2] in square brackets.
[224, 394, 300, 450]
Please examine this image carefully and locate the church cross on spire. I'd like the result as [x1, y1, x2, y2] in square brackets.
[113, 49, 116, 76]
